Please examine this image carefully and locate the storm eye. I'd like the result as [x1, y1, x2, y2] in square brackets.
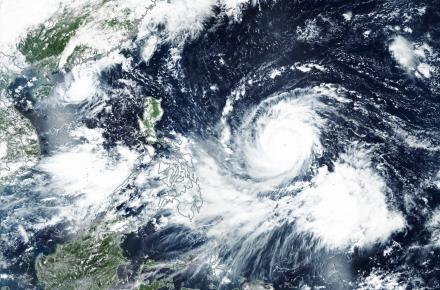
[233, 91, 323, 186]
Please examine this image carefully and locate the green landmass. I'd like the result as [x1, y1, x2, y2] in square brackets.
[104, 17, 136, 31]
[143, 97, 163, 128]
[135, 257, 196, 290]
[35, 233, 126, 290]
[65, 45, 100, 68]
[18, 15, 87, 63]
[139, 97, 163, 143]
[138, 280, 172, 290]
[150, 98, 162, 119]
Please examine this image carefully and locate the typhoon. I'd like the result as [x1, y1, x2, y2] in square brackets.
[1, 0, 440, 289]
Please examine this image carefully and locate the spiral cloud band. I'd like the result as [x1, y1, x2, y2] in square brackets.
[237, 92, 323, 185]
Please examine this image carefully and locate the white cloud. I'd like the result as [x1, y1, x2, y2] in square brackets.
[179, 143, 405, 275]
[343, 11, 353, 21]
[427, 208, 440, 246]
[55, 52, 130, 104]
[141, 35, 159, 63]
[0, 141, 7, 159]
[190, 152, 277, 241]
[290, 149, 405, 249]
[38, 127, 138, 218]
[389, 36, 432, 78]
[389, 36, 416, 71]
[417, 62, 431, 78]
[0, 0, 62, 46]
[138, 0, 217, 43]
[237, 93, 322, 185]
[138, 0, 254, 47]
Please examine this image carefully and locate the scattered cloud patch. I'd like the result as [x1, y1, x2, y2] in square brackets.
[389, 35, 432, 78]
